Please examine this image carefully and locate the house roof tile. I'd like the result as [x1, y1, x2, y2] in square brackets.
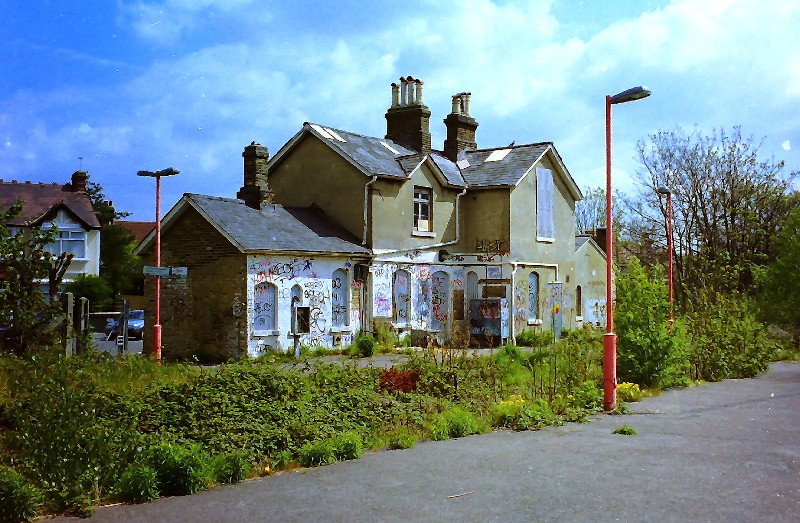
[0, 181, 101, 229]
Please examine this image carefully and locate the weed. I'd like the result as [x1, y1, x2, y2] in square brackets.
[146, 442, 207, 496]
[0, 467, 43, 523]
[612, 425, 637, 435]
[209, 451, 251, 484]
[386, 429, 419, 450]
[115, 463, 159, 503]
[297, 440, 336, 467]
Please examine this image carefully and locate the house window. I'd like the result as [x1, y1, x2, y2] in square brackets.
[576, 285, 583, 317]
[331, 269, 348, 327]
[253, 282, 277, 331]
[536, 168, 554, 242]
[528, 272, 540, 320]
[46, 228, 87, 259]
[430, 271, 449, 331]
[393, 269, 411, 323]
[413, 187, 432, 233]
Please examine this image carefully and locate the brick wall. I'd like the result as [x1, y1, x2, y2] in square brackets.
[142, 206, 246, 361]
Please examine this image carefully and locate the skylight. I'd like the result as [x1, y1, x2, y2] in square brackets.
[456, 158, 470, 169]
[485, 149, 511, 162]
[325, 128, 347, 142]
[380, 141, 401, 154]
[309, 124, 334, 140]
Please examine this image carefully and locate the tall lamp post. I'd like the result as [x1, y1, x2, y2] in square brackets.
[604, 86, 651, 410]
[137, 167, 180, 364]
[657, 186, 674, 328]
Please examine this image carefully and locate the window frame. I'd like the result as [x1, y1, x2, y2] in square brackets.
[528, 271, 541, 323]
[413, 186, 433, 235]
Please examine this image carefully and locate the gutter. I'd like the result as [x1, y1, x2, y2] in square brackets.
[362, 175, 378, 245]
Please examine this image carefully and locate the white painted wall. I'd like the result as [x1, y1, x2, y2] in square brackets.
[245, 254, 363, 355]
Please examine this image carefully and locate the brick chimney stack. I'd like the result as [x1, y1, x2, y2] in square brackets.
[443, 92, 478, 161]
[237, 142, 274, 209]
[70, 170, 88, 192]
[385, 76, 432, 153]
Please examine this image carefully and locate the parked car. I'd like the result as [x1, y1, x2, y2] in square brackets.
[105, 310, 145, 340]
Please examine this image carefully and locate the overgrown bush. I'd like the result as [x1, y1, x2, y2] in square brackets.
[0, 467, 42, 523]
[115, 463, 159, 503]
[429, 407, 482, 440]
[352, 334, 377, 358]
[615, 257, 686, 386]
[386, 429, 419, 450]
[331, 432, 363, 461]
[298, 440, 337, 467]
[515, 330, 554, 348]
[209, 451, 251, 484]
[616, 382, 645, 402]
[146, 442, 207, 496]
[687, 291, 779, 381]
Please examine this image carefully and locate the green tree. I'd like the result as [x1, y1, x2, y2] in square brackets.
[85, 181, 130, 226]
[632, 126, 798, 302]
[99, 224, 143, 296]
[64, 274, 113, 312]
[0, 202, 72, 356]
[757, 208, 800, 334]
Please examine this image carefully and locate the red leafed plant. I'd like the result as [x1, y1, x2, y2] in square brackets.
[378, 367, 421, 393]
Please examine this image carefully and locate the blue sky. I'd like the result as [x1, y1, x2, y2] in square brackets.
[2, 0, 798, 220]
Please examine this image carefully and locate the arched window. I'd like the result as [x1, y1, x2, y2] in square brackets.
[528, 272, 540, 320]
[576, 285, 583, 317]
[430, 271, 449, 331]
[253, 281, 277, 331]
[393, 269, 411, 323]
[331, 269, 348, 327]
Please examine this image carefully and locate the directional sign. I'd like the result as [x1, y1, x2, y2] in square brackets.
[170, 267, 188, 278]
[143, 266, 171, 277]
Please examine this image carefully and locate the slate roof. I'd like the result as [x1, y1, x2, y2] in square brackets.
[461, 144, 550, 187]
[274, 123, 579, 198]
[173, 194, 370, 255]
[575, 235, 591, 250]
[0, 180, 101, 229]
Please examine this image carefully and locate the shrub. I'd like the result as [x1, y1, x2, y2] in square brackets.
[331, 432, 363, 461]
[115, 463, 159, 503]
[64, 274, 113, 312]
[617, 382, 645, 402]
[569, 381, 603, 411]
[491, 395, 527, 428]
[615, 257, 684, 386]
[378, 367, 420, 393]
[209, 451, 251, 485]
[387, 430, 418, 450]
[298, 440, 337, 467]
[146, 442, 207, 496]
[515, 330, 554, 348]
[516, 399, 562, 430]
[0, 468, 43, 523]
[354, 334, 377, 358]
[430, 407, 481, 439]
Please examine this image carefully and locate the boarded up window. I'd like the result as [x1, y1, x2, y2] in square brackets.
[528, 272, 540, 320]
[453, 290, 465, 320]
[331, 269, 348, 327]
[253, 282, 277, 332]
[537, 168, 554, 241]
[430, 271, 449, 330]
[393, 270, 412, 323]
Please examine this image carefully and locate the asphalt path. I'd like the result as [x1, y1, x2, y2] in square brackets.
[58, 361, 800, 523]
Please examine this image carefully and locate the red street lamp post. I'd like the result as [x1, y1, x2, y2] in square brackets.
[657, 186, 675, 328]
[604, 86, 651, 411]
[137, 167, 179, 364]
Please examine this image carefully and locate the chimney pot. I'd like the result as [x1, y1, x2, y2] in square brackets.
[238, 142, 273, 209]
[385, 76, 431, 153]
[70, 170, 88, 192]
[444, 91, 479, 161]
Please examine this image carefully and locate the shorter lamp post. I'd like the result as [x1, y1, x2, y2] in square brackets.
[657, 186, 675, 328]
[137, 167, 180, 364]
[604, 85, 651, 410]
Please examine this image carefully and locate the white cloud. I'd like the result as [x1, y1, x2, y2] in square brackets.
[782, 140, 791, 151]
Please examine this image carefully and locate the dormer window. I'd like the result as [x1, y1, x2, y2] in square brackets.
[413, 186, 432, 233]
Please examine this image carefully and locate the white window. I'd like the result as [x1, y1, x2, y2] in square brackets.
[253, 282, 277, 332]
[536, 168, 554, 242]
[331, 269, 349, 327]
[46, 228, 87, 259]
[413, 187, 432, 233]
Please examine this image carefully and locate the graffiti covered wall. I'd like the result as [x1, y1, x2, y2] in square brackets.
[246, 254, 363, 355]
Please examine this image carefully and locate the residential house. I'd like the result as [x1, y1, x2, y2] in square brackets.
[0, 171, 101, 289]
[137, 77, 607, 359]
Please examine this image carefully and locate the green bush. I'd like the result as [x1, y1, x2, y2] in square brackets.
[615, 257, 685, 386]
[209, 451, 251, 484]
[115, 463, 160, 503]
[64, 273, 113, 312]
[0, 468, 43, 523]
[516, 399, 562, 430]
[569, 381, 603, 411]
[331, 432, 363, 461]
[515, 330, 555, 348]
[386, 429, 418, 450]
[298, 440, 337, 467]
[353, 334, 377, 358]
[146, 442, 207, 496]
[430, 407, 481, 439]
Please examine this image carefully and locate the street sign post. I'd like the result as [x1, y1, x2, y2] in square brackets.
[143, 266, 188, 278]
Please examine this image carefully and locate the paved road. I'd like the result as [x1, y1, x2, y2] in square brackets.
[61, 362, 800, 522]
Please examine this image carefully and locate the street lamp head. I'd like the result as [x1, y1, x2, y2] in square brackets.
[137, 168, 180, 177]
[609, 86, 651, 105]
[656, 186, 671, 195]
